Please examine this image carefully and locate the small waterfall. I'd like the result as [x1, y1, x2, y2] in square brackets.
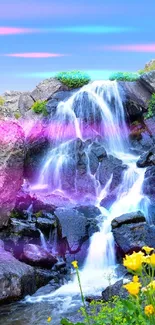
[35, 80, 129, 193]
[38, 229, 48, 250]
[27, 80, 149, 303]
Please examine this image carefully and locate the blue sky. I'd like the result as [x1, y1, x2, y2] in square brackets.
[0, 0, 155, 92]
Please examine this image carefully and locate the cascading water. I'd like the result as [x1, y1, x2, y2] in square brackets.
[27, 80, 149, 304]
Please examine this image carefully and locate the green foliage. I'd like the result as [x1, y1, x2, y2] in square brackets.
[55, 70, 91, 89]
[145, 93, 155, 119]
[109, 71, 140, 82]
[61, 320, 84, 325]
[0, 96, 5, 106]
[31, 100, 48, 116]
[138, 61, 155, 75]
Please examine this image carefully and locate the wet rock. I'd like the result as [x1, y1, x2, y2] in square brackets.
[55, 206, 99, 264]
[36, 214, 57, 232]
[46, 90, 76, 115]
[112, 211, 155, 255]
[72, 91, 103, 123]
[35, 268, 60, 288]
[0, 120, 25, 228]
[143, 166, 155, 199]
[98, 155, 126, 190]
[118, 80, 151, 122]
[102, 279, 127, 301]
[137, 147, 155, 167]
[31, 78, 68, 102]
[111, 211, 145, 229]
[140, 71, 155, 93]
[0, 245, 36, 303]
[21, 244, 57, 268]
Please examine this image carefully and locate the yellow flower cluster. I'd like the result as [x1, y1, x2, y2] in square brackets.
[123, 247, 155, 272]
[123, 280, 141, 296]
[145, 304, 155, 316]
[123, 251, 144, 271]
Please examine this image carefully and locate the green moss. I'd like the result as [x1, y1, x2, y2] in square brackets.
[55, 70, 91, 89]
[14, 112, 21, 119]
[109, 71, 140, 82]
[145, 93, 155, 119]
[31, 100, 48, 116]
[0, 96, 5, 106]
[35, 211, 43, 218]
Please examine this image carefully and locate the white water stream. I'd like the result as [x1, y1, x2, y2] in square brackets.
[27, 80, 149, 304]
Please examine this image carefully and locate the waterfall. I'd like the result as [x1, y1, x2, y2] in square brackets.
[38, 229, 48, 251]
[27, 80, 149, 303]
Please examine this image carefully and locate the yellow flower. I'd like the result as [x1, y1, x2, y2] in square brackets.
[47, 317, 52, 322]
[149, 254, 155, 267]
[123, 251, 144, 271]
[148, 281, 155, 290]
[142, 246, 154, 254]
[123, 281, 141, 296]
[133, 275, 139, 283]
[145, 304, 155, 316]
[71, 260, 78, 269]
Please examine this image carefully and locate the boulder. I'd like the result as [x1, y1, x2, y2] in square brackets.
[111, 211, 145, 229]
[18, 92, 34, 114]
[112, 211, 155, 255]
[98, 155, 126, 191]
[46, 90, 76, 116]
[0, 244, 35, 303]
[0, 120, 25, 228]
[21, 244, 57, 268]
[102, 279, 127, 301]
[140, 71, 155, 93]
[143, 166, 155, 199]
[137, 147, 155, 167]
[0, 91, 22, 118]
[31, 78, 68, 102]
[118, 80, 151, 122]
[54, 206, 100, 264]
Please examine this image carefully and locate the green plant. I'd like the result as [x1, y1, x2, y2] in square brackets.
[138, 61, 155, 75]
[14, 112, 21, 119]
[145, 93, 155, 119]
[31, 100, 48, 116]
[55, 70, 91, 89]
[109, 71, 140, 82]
[0, 96, 5, 106]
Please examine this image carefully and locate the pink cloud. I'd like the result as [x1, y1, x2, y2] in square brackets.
[4, 53, 69, 58]
[102, 44, 155, 52]
[0, 27, 36, 35]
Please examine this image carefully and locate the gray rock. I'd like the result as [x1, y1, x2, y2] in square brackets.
[0, 246, 35, 303]
[140, 71, 155, 93]
[31, 78, 68, 102]
[0, 91, 22, 118]
[0, 121, 25, 228]
[111, 211, 145, 229]
[98, 155, 126, 190]
[18, 92, 34, 114]
[118, 80, 151, 121]
[46, 90, 75, 115]
[21, 244, 57, 268]
[137, 147, 155, 167]
[55, 206, 99, 263]
[102, 279, 127, 301]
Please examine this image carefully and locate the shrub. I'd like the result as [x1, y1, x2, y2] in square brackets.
[14, 112, 21, 119]
[109, 71, 140, 82]
[55, 70, 91, 89]
[31, 100, 48, 116]
[145, 93, 155, 119]
[0, 96, 5, 106]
